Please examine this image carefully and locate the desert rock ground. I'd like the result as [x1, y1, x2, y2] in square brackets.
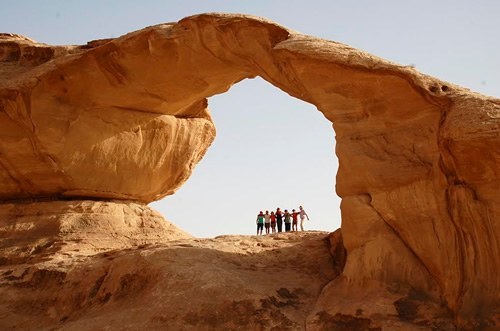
[1, 231, 340, 330]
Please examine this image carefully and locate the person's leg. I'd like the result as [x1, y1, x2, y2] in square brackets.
[300, 219, 304, 231]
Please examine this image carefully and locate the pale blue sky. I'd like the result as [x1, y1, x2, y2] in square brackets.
[2, 1, 498, 237]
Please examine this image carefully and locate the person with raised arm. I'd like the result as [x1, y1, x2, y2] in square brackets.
[299, 205, 310, 231]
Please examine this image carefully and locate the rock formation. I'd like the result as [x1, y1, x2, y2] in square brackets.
[0, 13, 499, 330]
[1, 232, 339, 330]
[0, 200, 190, 265]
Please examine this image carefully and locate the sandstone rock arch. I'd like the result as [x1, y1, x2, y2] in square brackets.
[0, 13, 499, 327]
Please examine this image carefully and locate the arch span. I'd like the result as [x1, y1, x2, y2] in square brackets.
[0, 13, 498, 326]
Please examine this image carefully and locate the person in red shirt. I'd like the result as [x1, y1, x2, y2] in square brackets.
[291, 209, 300, 232]
[270, 211, 277, 233]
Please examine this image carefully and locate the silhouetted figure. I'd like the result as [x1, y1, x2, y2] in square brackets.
[276, 208, 283, 232]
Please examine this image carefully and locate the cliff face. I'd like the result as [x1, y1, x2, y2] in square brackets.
[0, 14, 499, 329]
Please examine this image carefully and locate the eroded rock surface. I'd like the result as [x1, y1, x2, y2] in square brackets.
[1, 13, 499, 330]
[0, 200, 190, 266]
[0, 33, 215, 202]
[0, 232, 337, 330]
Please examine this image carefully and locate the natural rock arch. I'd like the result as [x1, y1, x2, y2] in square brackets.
[0, 13, 498, 327]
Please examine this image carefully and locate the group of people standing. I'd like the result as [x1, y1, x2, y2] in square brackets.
[256, 206, 309, 235]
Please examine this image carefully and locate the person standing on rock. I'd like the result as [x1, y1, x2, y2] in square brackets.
[291, 209, 300, 232]
[256, 211, 265, 235]
[264, 210, 271, 235]
[276, 208, 283, 232]
[299, 205, 310, 231]
[270, 211, 277, 233]
[283, 210, 292, 232]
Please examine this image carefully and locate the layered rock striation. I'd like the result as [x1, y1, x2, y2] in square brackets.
[0, 13, 499, 329]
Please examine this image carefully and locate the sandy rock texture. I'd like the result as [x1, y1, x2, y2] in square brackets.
[0, 200, 190, 266]
[1, 13, 499, 329]
[0, 232, 338, 330]
[0, 33, 215, 202]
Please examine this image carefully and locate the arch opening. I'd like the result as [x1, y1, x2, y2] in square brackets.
[152, 77, 340, 237]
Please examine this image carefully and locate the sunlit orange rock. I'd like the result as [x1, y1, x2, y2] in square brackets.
[0, 13, 498, 329]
